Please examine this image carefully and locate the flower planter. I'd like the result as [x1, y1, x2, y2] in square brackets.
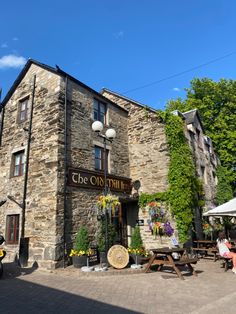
[130, 254, 142, 265]
[72, 255, 87, 268]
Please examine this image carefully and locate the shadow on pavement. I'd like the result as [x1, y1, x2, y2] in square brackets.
[0, 263, 140, 314]
[1, 261, 38, 279]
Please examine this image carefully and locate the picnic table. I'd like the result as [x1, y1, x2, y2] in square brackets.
[192, 240, 218, 261]
[145, 247, 198, 280]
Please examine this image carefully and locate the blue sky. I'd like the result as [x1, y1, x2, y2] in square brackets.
[0, 0, 236, 109]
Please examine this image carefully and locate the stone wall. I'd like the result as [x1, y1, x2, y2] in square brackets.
[102, 90, 172, 249]
[101, 91, 170, 194]
[56, 79, 130, 253]
[0, 66, 131, 268]
[184, 117, 218, 206]
[0, 64, 62, 268]
[0, 63, 131, 268]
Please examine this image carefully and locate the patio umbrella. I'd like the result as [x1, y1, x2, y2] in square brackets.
[203, 198, 236, 217]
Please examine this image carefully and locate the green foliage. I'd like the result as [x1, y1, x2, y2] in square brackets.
[215, 165, 233, 205]
[130, 226, 143, 250]
[166, 78, 236, 191]
[97, 220, 117, 252]
[74, 226, 90, 252]
[138, 112, 205, 243]
[164, 113, 198, 243]
[138, 192, 167, 209]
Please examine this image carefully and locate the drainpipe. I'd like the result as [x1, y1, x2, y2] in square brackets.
[0, 88, 4, 147]
[19, 75, 36, 267]
[63, 75, 68, 268]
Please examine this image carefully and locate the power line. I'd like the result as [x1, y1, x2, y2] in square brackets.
[122, 51, 236, 94]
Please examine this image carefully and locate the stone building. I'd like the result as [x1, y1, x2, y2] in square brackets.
[102, 90, 219, 246]
[0, 60, 218, 268]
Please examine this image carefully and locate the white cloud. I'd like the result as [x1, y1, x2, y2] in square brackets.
[0, 55, 26, 69]
[114, 31, 124, 39]
[1, 43, 8, 48]
[12, 37, 19, 41]
[173, 87, 180, 92]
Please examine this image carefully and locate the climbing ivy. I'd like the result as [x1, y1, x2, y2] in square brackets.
[138, 192, 167, 209]
[138, 110, 204, 243]
[164, 112, 199, 243]
[215, 165, 233, 205]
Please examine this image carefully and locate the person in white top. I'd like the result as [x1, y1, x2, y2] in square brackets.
[217, 231, 236, 274]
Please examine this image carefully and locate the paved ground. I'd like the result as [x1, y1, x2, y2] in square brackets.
[0, 258, 236, 314]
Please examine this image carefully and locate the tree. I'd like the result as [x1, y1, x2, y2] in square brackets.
[74, 226, 90, 252]
[166, 78, 236, 192]
[215, 166, 233, 205]
[130, 226, 143, 250]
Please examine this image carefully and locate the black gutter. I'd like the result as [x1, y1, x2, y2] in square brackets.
[63, 75, 68, 268]
[19, 75, 36, 266]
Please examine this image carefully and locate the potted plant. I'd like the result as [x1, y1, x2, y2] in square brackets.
[128, 226, 149, 268]
[70, 226, 92, 268]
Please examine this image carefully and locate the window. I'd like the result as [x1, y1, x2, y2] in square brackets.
[189, 131, 195, 149]
[94, 146, 108, 171]
[196, 128, 202, 148]
[196, 128, 200, 139]
[6, 214, 20, 244]
[13, 151, 25, 177]
[93, 99, 106, 124]
[18, 98, 29, 123]
[200, 166, 207, 184]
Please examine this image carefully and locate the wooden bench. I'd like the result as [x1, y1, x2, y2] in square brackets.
[175, 257, 198, 266]
[192, 247, 218, 261]
[217, 256, 233, 271]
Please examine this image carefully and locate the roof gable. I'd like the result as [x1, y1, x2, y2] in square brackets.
[182, 109, 204, 132]
[1, 59, 127, 113]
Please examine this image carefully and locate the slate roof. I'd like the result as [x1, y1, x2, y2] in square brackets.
[0, 59, 127, 113]
[182, 109, 204, 131]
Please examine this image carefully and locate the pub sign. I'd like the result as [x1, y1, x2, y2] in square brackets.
[68, 168, 132, 194]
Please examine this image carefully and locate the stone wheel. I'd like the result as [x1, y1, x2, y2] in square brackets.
[107, 245, 129, 269]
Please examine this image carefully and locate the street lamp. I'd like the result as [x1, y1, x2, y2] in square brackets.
[92, 120, 116, 256]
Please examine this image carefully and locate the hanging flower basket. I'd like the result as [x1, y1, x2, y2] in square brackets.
[95, 194, 121, 217]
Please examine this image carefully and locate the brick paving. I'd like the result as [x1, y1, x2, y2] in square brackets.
[1, 259, 236, 314]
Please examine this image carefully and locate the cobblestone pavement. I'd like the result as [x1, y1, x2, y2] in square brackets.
[1, 259, 236, 314]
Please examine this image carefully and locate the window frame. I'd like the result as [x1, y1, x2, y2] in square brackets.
[17, 97, 30, 123]
[93, 99, 107, 124]
[94, 146, 109, 172]
[6, 214, 20, 244]
[12, 150, 25, 177]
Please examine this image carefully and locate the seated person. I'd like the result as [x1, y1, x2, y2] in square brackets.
[217, 231, 236, 274]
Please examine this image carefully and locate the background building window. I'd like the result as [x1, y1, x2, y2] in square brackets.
[18, 98, 29, 123]
[13, 151, 25, 177]
[93, 99, 106, 124]
[94, 146, 108, 171]
[6, 214, 20, 244]
[200, 165, 207, 184]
